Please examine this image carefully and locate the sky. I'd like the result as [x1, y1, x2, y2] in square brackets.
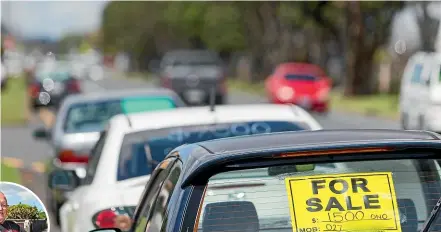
[0, 183, 45, 211]
[0, 1, 441, 51]
[1, 1, 109, 40]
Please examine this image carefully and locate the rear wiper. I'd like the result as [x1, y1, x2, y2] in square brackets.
[421, 196, 441, 232]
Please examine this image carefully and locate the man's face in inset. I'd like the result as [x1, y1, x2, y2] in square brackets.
[0, 193, 8, 223]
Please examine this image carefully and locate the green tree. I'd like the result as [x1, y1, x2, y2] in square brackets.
[7, 203, 46, 220]
[99, 1, 405, 95]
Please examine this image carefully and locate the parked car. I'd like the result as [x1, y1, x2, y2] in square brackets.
[265, 62, 332, 114]
[399, 51, 441, 133]
[153, 49, 227, 105]
[49, 103, 322, 232]
[88, 129, 441, 232]
[29, 60, 82, 110]
[33, 88, 186, 225]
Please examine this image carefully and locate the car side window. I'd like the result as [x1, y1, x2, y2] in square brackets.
[133, 158, 176, 232]
[411, 64, 423, 84]
[82, 130, 107, 185]
[147, 162, 182, 232]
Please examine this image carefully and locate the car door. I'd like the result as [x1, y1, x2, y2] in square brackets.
[131, 157, 178, 232]
[144, 160, 181, 232]
[60, 130, 108, 232]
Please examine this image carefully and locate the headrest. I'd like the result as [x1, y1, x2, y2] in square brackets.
[397, 199, 418, 232]
[202, 201, 259, 232]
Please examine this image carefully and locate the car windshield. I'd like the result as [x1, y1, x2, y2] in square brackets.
[117, 121, 311, 181]
[63, 97, 177, 133]
[197, 157, 441, 232]
[285, 74, 318, 81]
[36, 61, 72, 81]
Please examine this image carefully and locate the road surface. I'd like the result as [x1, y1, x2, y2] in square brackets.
[1, 74, 400, 232]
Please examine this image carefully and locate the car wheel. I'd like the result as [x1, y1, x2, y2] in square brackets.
[401, 113, 409, 130]
[215, 94, 226, 105]
[32, 102, 40, 112]
[55, 203, 62, 226]
[1, 81, 6, 90]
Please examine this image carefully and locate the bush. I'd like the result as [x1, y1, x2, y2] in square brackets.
[7, 203, 47, 220]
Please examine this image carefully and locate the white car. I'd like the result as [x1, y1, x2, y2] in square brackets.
[399, 51, 441, 133]
[57, 104, 322, 232]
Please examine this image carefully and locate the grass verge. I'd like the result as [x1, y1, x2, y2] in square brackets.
[1, 163, 22, 184]
[227, 78, 399, 120]
[330, 92, 399, 120]
[1, 77, 28, 126]
[133, 73, 400, 120]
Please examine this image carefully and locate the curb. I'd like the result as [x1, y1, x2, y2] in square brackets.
[1, 157, 47, 173]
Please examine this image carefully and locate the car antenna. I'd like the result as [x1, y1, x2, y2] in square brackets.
[209, 84, 216, 112]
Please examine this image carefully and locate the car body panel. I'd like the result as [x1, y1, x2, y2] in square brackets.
[265, 62, 331, 113]
[46, 88, 186, 220]
[62, 104, 322, 232]
[158, 49, 226, 105]
[127, 129, 441, 232]
[399, 51, 441, 132]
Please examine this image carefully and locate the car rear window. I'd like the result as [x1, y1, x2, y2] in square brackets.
[63, 97, 177, 133]
[285, 74, 318, 81]
[117, 121, 310, 181]
[197, 158, 441, 232]
[164, 51, 222, 66]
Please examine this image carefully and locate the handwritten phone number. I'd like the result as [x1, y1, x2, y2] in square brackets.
[309, 211, 392, 231]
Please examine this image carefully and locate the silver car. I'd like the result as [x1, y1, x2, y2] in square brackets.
[154, 49, 228, 105]
[32, 88, 186, 225]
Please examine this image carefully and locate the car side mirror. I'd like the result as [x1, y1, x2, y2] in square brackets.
[48, 169, 80, 191]
[148, 59, 160, 74]
[33, 128, 51, 140]
[89, 228, 122, 232]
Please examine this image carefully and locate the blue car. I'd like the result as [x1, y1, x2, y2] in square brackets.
[89, 129, 441, 232]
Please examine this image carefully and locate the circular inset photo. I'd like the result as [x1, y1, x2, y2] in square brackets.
[0, 182, 49, 232]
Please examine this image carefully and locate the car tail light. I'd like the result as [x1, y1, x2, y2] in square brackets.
[67, 79, 81, 93]
[92, 206, 136, 229]
[316, 87, 330, 101]
[29, 83, 40, 98]
[58, 149, 89, 164]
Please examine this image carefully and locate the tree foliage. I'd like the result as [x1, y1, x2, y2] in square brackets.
[7, 203, 47, 220]
[100, 1, 406, 95]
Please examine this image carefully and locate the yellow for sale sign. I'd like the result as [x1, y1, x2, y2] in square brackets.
[285, 172, 402, 232]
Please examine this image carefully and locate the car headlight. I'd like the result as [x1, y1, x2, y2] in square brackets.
[277, 86, 294, 101]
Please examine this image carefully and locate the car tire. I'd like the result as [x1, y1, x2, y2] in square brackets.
[401, 113, 409, 130]
[1, 81, 6, 91]
[55, 203, 62, 226]
[32, 102, 40, 112]
[215, 94, 226, 105]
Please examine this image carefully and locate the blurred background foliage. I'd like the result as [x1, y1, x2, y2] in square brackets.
[59, 1, 440, 97]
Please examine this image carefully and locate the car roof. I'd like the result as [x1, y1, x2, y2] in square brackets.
[61, 88, 181, 105]
[110, 104, 322, 133]
[171, 129, 441, 187]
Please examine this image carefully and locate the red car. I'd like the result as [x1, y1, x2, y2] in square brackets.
[265, 62, 332, 114]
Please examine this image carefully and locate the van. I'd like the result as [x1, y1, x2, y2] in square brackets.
[399, 52, 441, 132]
